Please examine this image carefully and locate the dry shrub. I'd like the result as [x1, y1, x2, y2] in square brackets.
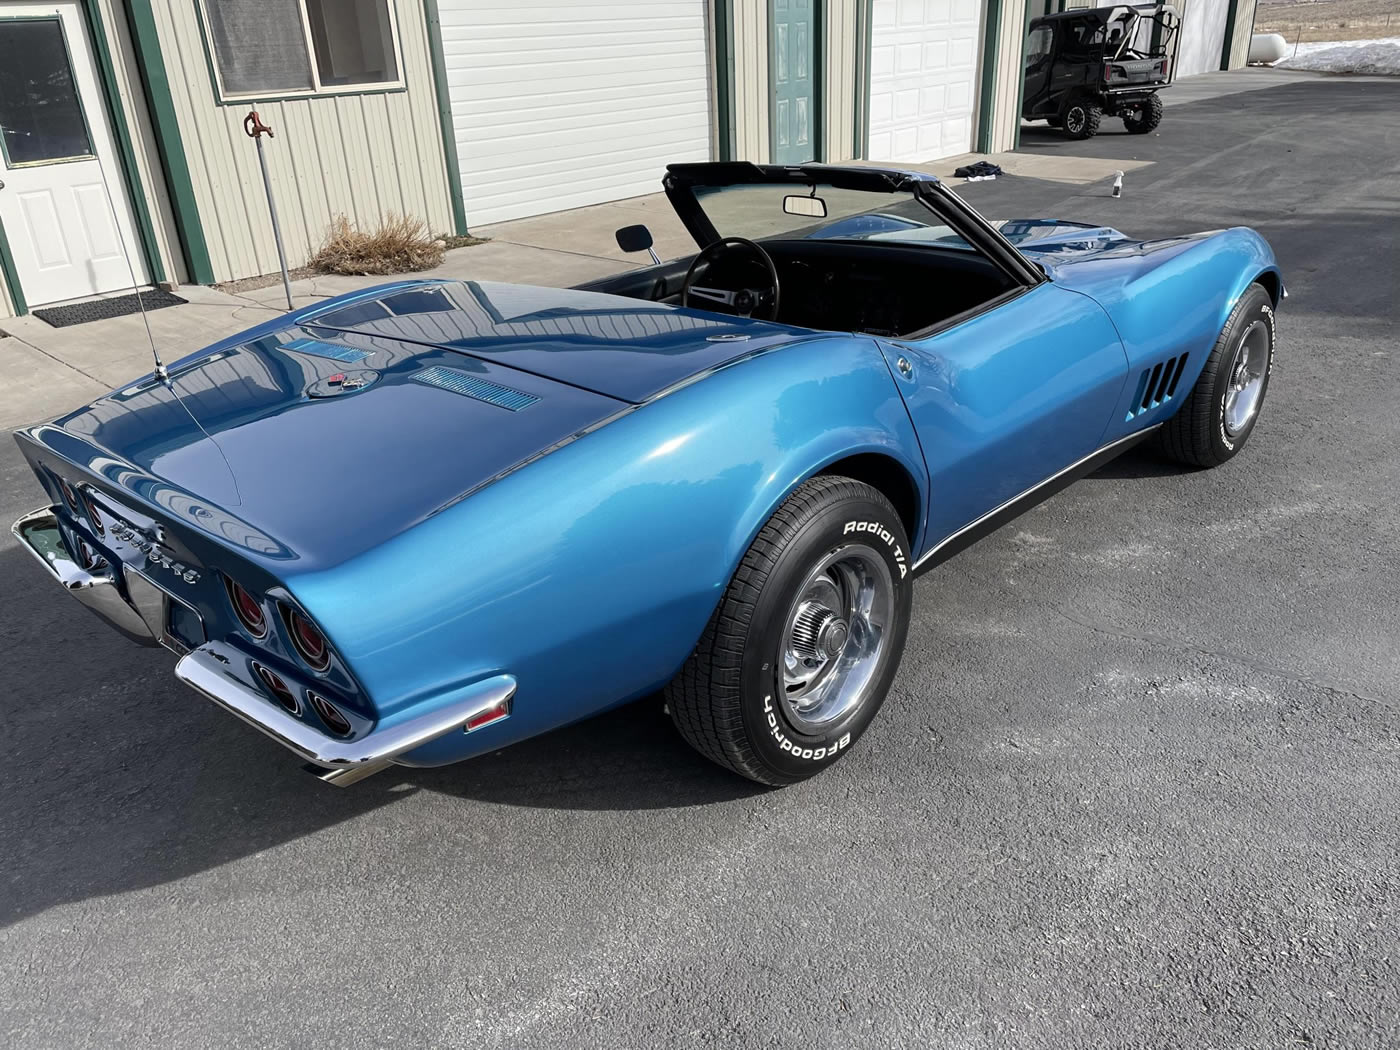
[310, 213, 446, 275]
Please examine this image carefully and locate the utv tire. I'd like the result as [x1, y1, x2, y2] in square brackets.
[1154, 283, 1275, 468]
[1062, 98, 1102, 139]
[1123, 94, 1163, 134]
[666, 476, 914, 786]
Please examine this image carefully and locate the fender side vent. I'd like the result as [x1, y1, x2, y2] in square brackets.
[1127, 353, 1188, 420]
[280, 337, 372, 364]
[410, 365, 538, 411]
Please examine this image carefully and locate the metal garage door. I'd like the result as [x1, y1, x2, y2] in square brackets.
[438, 0, 713, 227]
[867, 0, 985, 162]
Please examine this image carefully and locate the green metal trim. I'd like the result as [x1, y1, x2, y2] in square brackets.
[80, 0, 166, 285]
[0, 218, 27, 316]
[124, 1, 214, 284]
[976, 0, 1005, 154]
[713, 0, 736, 161]
[1219, 0, 1241, 69]
[423, 0, 469, 235]
[856, 0, 874, 159]
[811, 0, 824, 162]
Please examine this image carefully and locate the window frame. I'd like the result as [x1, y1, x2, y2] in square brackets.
[195, 0, 407, 106]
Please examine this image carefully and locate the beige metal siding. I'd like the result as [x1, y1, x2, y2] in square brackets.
[824, 0, 861, 161]
[731, 0, 771, 162]
[985, 0, 1028, 153]
[150, 0, 453, 282]
[1227, 0, 1257, 68]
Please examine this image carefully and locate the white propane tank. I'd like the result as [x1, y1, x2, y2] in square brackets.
[1249, 33, 1288, 65]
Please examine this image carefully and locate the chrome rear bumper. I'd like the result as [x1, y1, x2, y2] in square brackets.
[15, 504, 516, 787]
[175, 645, 516, 786]
[11, 506, 160, 646]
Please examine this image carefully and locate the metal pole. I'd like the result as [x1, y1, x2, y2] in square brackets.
[244, 111, 293, 312]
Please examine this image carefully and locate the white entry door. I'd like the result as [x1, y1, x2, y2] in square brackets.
[0, 1, 149, 308]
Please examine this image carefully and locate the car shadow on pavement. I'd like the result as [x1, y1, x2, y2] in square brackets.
[1086, 447, 1197, 480]
[0, 544, 758, 928]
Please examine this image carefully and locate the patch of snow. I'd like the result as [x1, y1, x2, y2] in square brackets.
[1274, 36, 1400, 75]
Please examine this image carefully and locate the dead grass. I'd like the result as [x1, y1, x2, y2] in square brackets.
[309, 213, 446, 276]
[1255, 0, 1400, 43]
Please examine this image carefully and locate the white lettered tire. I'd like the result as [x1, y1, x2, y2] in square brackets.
[666, 476, 914, 785]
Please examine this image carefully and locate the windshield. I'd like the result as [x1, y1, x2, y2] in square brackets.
[693, 182, 962, 250]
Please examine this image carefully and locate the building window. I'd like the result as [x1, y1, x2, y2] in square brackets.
[199, 0, 403, 101]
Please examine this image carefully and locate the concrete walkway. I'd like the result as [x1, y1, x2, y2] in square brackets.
[0, 66, 1349, 431]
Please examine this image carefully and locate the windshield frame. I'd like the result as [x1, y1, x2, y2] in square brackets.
[663, 162, 1045, 290]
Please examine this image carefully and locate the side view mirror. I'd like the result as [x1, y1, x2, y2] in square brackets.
[616, 224, 660, 265]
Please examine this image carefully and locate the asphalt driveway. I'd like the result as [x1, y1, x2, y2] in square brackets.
[2, 77, 1398, 1048]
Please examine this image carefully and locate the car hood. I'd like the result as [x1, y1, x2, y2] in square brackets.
[37, 282, 809, 569]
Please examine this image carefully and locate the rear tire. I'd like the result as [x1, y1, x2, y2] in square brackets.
[666, 476, 913, 786]
[1154, 284, 1275, 467]
[1123, 94, 1163, 134]
[1062, 97, 1102, 139]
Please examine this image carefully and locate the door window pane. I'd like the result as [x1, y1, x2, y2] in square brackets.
[204, 0, 315, 96]
[0, 20, 93, 165]
[304, 0, 399, 87]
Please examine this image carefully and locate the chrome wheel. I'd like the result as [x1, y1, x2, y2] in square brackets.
[1223, 319, 1270, 436]
[778, 544, 893, 733]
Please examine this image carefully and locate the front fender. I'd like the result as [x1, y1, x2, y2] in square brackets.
[291, 335, 926, 765]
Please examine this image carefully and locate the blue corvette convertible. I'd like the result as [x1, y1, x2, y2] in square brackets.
[12, 163, 1282, 787]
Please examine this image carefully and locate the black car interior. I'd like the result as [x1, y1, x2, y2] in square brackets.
[577, 237, 1018, 338]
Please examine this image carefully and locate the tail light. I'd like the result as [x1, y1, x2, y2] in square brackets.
[77, 539, 102, 572]
[58, 476, 79, 511]
[81, 490, 105, 536]
[308, 692, 351, 735]
[1104, 62, 1113, 82]
[254, 663, 300, 714]
[1160, 58, 1169, 77]
[283, 606, 331, 671]
[225, 577, 269, 638]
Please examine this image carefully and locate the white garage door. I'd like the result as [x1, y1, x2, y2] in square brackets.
[867, 0, 985, 163]
[438, 0, 712, 227]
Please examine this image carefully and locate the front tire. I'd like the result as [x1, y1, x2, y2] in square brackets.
[1154, 283, 1276, 467]
[1122, 94, 1163, 134]
[666, 476, 914, 785]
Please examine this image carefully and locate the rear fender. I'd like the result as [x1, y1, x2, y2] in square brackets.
[1050, 228, 1281, 441]
[292, 336, 927, 765]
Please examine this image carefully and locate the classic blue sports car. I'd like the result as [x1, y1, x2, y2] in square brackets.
[12, 163, 1282, 787]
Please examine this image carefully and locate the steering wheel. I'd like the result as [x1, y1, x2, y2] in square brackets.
[681, 236, 781, 320]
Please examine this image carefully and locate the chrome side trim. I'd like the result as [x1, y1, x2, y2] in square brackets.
[174, 644, 516, 786]
[11, 506, 158, 645]
[912, 427, 1161, 573]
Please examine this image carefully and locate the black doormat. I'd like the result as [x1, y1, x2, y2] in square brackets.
[33, 289, 187, 328]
